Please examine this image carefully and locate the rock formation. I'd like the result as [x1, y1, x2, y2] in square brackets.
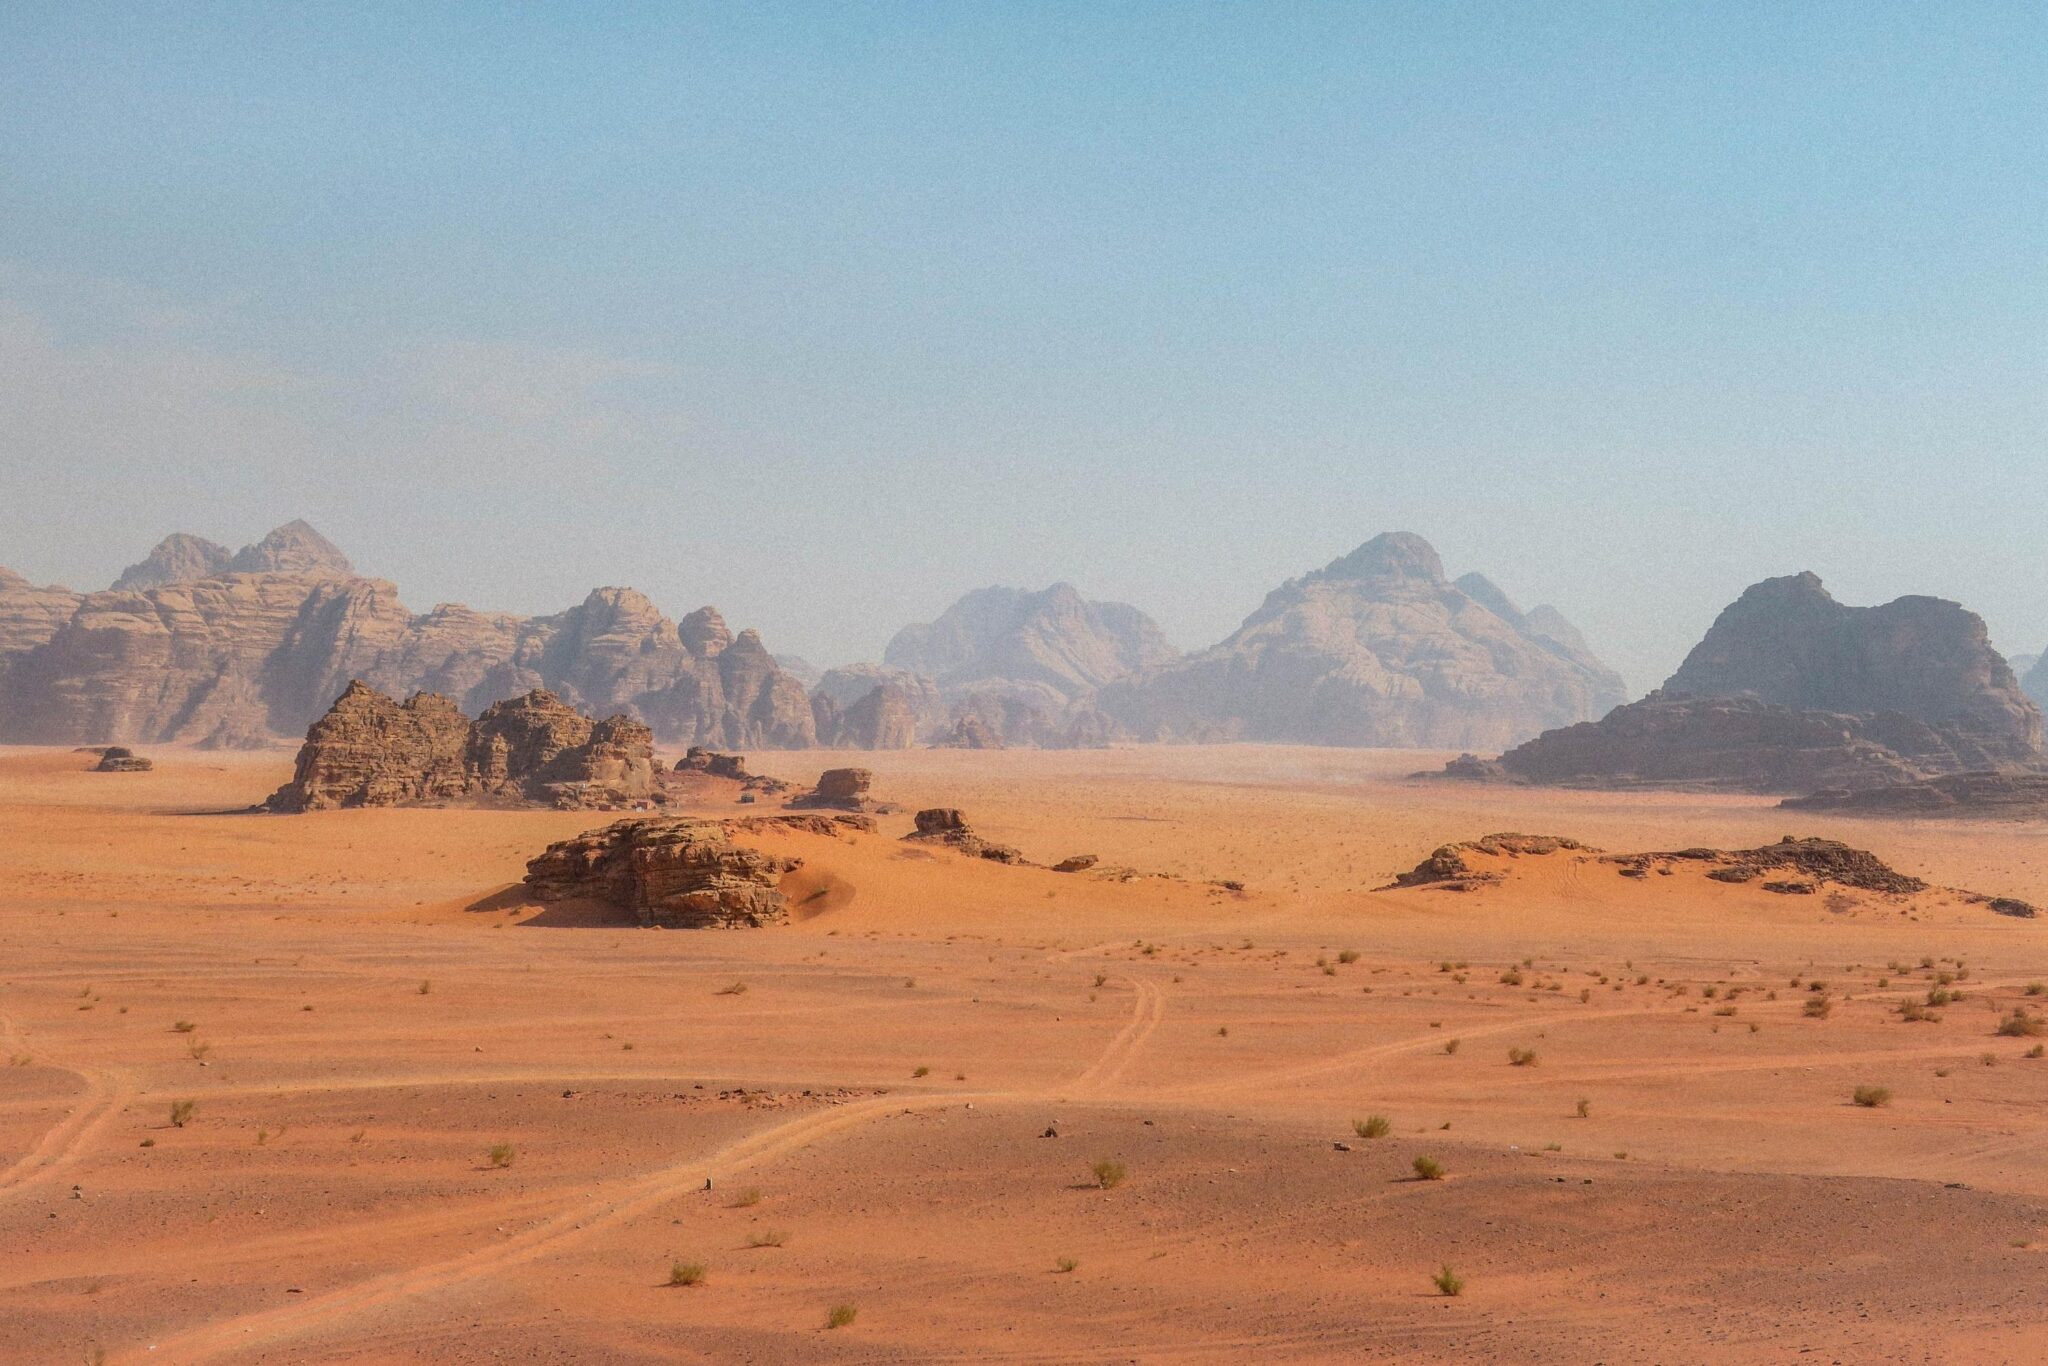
[523, 818, 802, 927]
[0, 524, 818, 750]
[265, 681, 655, 811]
[870, 583, 1176, 748]
[91, 746, 153, 772]
[903, 808, 1027, 864]
[1450, 573, 2045, 793]
[790, 767, 887, 812]
[1783, 771, 2048, 819]
[1098, 533, 1629, 749]
[0, 568, 82, 655]
[934, 713, 1004, 749]
[1385, 832, 1933, 898]
[2025, 655, 2048, 714]
[112, 534, 233, 591]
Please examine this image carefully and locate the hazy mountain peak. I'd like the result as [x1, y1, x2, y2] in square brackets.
[227, 520, 353, 576]
[113, 533, 233, 591]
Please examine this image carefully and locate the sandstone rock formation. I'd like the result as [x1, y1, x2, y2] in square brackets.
[934, 713, 1004, 749]
[523, 818, 801, 927]
[112, 534, 233, 591]
[790, 767, 885, 812]
[2025, 655, 2048, 714]
[903, 808, 1027, 864]
[0, 524, 818, 750]
[0, 568, 82, 655]
[265, 681, 655, 811]
[1098, 533, 1629, 749]
[1451, 574, 2045, 793]
[92, 746, 153, 772]
[674, 747, 796, 798]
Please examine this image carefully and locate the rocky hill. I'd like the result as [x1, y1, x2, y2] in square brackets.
[266, 681, 655, 811]
[1452, 573, 2043, 792]
[0, 523, 817, 750]
[1095, 532, 1629, 750]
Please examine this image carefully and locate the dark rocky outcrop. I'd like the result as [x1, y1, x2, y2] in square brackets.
[265, 681, 655, 811]
[91, 746, 153, 772]
[0, 524, 818, 750]
[1783, 771, 2048, 819]
[1604, 837, 1928, 895]
[1098, 533, 1628, 750]
[1446, 573, 2044, 794]
[903, 808, 1027, 864]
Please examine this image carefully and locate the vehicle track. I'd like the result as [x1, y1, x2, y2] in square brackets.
[137, 974, 1170, 1363]
[0, 1015, 134, 1202]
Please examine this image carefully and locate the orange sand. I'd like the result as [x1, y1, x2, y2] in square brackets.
[3, 743, 2047, 1362]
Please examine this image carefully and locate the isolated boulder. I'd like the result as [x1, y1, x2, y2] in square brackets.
[91, 746, 153, 772]
[792, 767, 881, 811]
[904, 807, 1027, 864]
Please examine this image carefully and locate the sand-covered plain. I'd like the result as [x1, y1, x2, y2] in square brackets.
[4, 743, 2048, 1362]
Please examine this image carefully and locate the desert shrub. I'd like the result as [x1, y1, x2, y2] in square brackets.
[1092, 973, 1107, 988]
[2028, 983, 2046, 997]
[1054, 1256, 1078, 1273]
[1507, 1047, 1538, 1067]
[669, 1261, 706, 1286]
[1413, 1155, 1445, 1180]
[487, 1143, 516, 1168]
[715, 981, 748, 996]
[171, 1020, 196, 1033]
[1926, 987, 1958, 1007]
[827, 1303, 858, 1329]
[1900, 999, 1937, 1023]
[1433, 1264, 1465, 1296]
[1338, 950, 1360, 964]
[1499, 969, 1524, 986]
[1354, 1115, 1392, 1139]
[168, 1099, 195, 1128]
[1091, 1160, 1127, 1190]
[730, 1187, 763, 1208]
[2028, 1045, 2045, 1059]
[1803, 997, 1833, 1019]
[417, 980, 432, 995]
[1852, 1085, 1891, 1108]
[912, 1066, 930, 1078]
[1996, 1009, 2045, 1038]
[1443, 1038, 1461, 1055]
[1575, 1098, 1590, 1118]
[748, 1229, 789, 1248]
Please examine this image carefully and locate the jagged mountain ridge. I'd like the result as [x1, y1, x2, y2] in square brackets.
[0, 523, 817, 750]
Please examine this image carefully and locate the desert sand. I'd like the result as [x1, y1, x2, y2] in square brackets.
[5, 743, 2048, 1363]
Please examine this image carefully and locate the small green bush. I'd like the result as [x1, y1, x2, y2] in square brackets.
[1413, 1155, 1445, 1180]
[1852, 1085, 1891, 1108]
[1433, 1264, 1465, 1296]
[1354, 1114, 1391, 1139]
[1091, 1160, 1127, 1190]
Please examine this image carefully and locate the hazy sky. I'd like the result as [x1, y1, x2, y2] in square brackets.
[3, 3, 2044, 691]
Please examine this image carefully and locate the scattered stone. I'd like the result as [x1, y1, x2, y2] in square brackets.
[1052, 854, 1099, 874]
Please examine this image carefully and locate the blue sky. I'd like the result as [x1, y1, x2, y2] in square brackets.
[3, 2, 2044, 688]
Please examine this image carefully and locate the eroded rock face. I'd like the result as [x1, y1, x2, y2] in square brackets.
[1098, 533, 1628, 750]
[0, 525, 818, 750]
[1453, 574, 2045, 793]
[935, 712, 1004, 749]
[791, 768, 881, 811]
[523, 818, 800, 927]
[904, 808, 1027, 864]
[0, 568, 82, 656]
[265, 682, 654, 811]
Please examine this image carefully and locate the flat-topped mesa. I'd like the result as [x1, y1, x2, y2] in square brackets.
[523, 817, 800, 928]
[265, 681, 655, 811]
[903, 807, 1028, 864]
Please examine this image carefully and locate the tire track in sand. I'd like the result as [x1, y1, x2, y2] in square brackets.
[0, 1015, 134, 1202]
[137, 975, 1170, 1364]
